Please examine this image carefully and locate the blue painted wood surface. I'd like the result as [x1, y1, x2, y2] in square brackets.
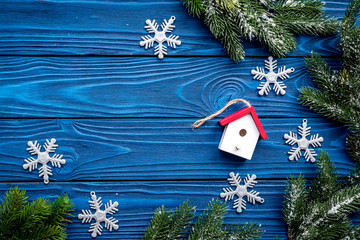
[0, 118, 353, 181]
[0, 0, 357, 239]
[0, 57, 342, 118]
[0, 0, 346, 57]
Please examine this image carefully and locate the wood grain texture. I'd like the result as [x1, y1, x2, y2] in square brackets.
[0, 180, 306, 240]
[0, 1, 356, 238]
[0, 56, 341, 118]
[0, 118, 353, 182]
[0, 0, 346, 57]
[0, 181, 358, 239]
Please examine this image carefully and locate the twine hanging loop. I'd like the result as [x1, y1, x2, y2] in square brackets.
[192, 99, 251, 129]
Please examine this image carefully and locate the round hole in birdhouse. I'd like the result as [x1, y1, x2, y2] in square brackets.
[239, 129, 247, 137]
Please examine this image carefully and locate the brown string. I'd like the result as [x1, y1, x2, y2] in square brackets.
[192, 99, 251, 129]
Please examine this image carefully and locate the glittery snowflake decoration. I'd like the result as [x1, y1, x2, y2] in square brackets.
[220, 172, 264, 213]
[284, 119, 324, 163]
[139, 16, 181, 59]
[23, 138, 65, 184]
[251, 56, 295, 96]
[78, 191, 119, 238]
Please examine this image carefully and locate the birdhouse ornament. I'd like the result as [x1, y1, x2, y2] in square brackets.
[192, 99, 267, 160]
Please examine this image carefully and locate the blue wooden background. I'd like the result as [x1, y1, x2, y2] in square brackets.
[0, 0, 358, 239]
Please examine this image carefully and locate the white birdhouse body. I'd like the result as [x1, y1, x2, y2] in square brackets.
[218, 107, 267, 160]
[219, 114, 260, 160]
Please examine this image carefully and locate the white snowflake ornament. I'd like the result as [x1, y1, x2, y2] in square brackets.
[78, 191, 119, 238]
[139, 16, 181, 59]
[284, 119, 324, 162]
[251, 56, 295, 96]
[23, 138, 65, 184]
[220, 172, 264, 213]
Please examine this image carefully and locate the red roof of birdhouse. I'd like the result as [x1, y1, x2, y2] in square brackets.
[219, 106, 267, 140]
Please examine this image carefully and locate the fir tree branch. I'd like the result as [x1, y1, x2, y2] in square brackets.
[0, 187, 27, 237]
[168, 201, 195, 240]
[144, 199, 263, 239]
[182, 0, 205, 18]
[282, 174, 308, 240]
[18, 198, 51, 233]
[340, 226, 360, 240]
[272, 0, 338, 36]
[257, 20, 297, 58]
[300, 54, 360, 131]
[325, 185, 360, 217]
[341, 0, 360, 74]
[283, 152, 360, 240]
[304, 52, 333, 90]
[181, 0, 339, 62]
[347, 133, 360, 164]
[143, 201, 195, 240]
[224, 222, 264, 240]
[309, 150, 339, 202]
[275, 16, 339, 36]
[345, 164, 360, 186]
[204, 0, 245, 62]
[272, 0, 324, 14]
[143, 206, 171, 240]
[188, 199, 227, 240]
[49, 194, 74, 227]
[0, 188, 73, 240]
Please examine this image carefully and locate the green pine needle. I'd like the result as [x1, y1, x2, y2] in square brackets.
[300, 0, 360, 168]
[282, 174, 308, 238]
[309, 151, 339, 202]
[283, 152, 360, 240]
[188, 199, 227, 240]
[49, 194, 74, 227]
[224, 223, 264, 240]
[168, 201, 195, 240]
[182, 0, 205, 18]
[181, 0, 339, 62]
[143, 206, 172, 240]
[0, 187, 74, 240]
[297, 3, 360, 229]
[347, 133, 360, 164]
[143, 199, 263, 240]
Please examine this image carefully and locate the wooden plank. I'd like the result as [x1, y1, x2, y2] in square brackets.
[0, 56, 340, 118]
[0, 118, 353, 182]
[0, 0, 346, 57]
[0, 180, 290, 239]
[0, 181, 358, 239]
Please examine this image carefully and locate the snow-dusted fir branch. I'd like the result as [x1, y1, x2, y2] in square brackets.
[283, 151, 360, 240]
[181, 0, 338, 62]
[143, 199, 264, 240]
[299, 0, 360, 177]
[0, 187, 74, 239]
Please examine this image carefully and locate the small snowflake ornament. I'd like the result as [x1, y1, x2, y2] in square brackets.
[220, 172, 264, 213]
[251, 56, 295, 96]
[284, 119, 324, 162]
[23, 138, 65, 184]
[139, 16, 181, 59]
[78, 191, 119, 238]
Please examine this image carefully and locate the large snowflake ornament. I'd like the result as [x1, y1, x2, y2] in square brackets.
[78, 191, 119, 238]
[139, 16, 181, 59]
[23, 138, 65, 184]
[251, 56, 295, 96]
[220, 172, 264, 213]
[284, 119, 324, 162]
